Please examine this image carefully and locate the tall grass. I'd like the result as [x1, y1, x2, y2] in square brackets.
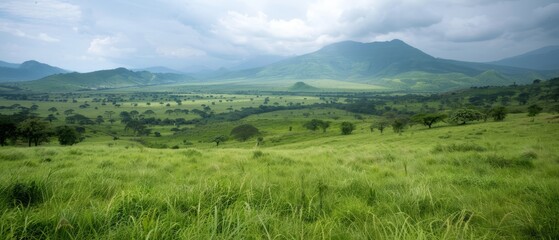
[0, 114, 557, 239]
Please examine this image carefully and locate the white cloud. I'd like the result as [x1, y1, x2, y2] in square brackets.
[38, 33, 59, 42]
[156, 46, 206, 58]
[0, 0, 81, 23]
[87, 35, 136, 58]
[0, 23, 60, 42]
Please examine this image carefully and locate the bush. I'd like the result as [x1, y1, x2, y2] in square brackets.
[3, 181, 45, 206]
[230, 124, 260, 141]
[340, 122, 355, 135]
[449, 109, 483, 125]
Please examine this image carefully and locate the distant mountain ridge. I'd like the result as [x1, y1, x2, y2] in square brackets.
[212, 39, 552, 91]
[19, 68, 194, 91]
[0, 60, 67, 82]
[492, 45, 559, 70]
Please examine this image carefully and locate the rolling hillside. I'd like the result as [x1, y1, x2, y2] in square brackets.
[492, 45, 559, 70]
[214, 40, 551, 91]
[19, 68, 194, 92]
[0, 60, 67, 82]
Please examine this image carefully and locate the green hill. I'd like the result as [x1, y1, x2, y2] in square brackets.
[492, 45, 559, 70]
[0, 60, 68, 82]
[19, 68, 194, 92]
[288, 81, 319, 91]
[213, 40, 550, 91]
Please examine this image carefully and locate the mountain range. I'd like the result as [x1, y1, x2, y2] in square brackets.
[211, 40, 556, 90]
[0, 60, 67, 82]
[18, 68, 193, 92]
[3, 40, 559, 92]
[492, 45, 559, 70]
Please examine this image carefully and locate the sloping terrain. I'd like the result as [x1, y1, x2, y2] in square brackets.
[0, 60, 67, 82]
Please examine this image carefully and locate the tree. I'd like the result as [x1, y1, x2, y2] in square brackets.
[303, 119, 330, 132]
[125, 120, 148, 136]
[517, 92, 530, 105]
[212, 135, 228, 146]
[230, 124, 260, 141]
[55, 126, 81, 145]
[490, 106, 507, 121]
[104, 111, 115, 120]
[165, 109, 174, 115]
[340, 122, 355, 135]
[375, 121, 389, 134]
[0, 120, 16, 146]
[449, 109, 483, 125]
[45, 114, 58, 123]
[392, 118, 408, 134]
[48, 107, 58, 113]
[527, 104, 543, 117]
[95, 115, 104, 125]
[143, 110, 155, 116]
[63, 109, 74, 116]
[411, 113, 447, 129]
[17, 118, 52, 147]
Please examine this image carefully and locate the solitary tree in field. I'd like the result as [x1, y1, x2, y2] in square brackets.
[340, 121, 355, 135]
[212, 135, 227, 146]
[449, 109, 483, 125]
[48, 107, 58, 113]
[230, 124, 260, 141]
[490, 106, 507, 121]
[17, 118, 52, 147]
[391, 118, 408, 134]
[55, 126, 81, 145]
[527, 104, 543, 117]
[375, 121, 389, 134]
[411, 113, 447, 128]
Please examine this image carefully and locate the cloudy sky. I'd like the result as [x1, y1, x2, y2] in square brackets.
[1, 0, 558, 72]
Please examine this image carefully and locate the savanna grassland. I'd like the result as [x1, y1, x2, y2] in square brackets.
[0, 80, 559, 239]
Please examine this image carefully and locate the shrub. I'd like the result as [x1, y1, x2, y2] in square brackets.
[449, 109, 483, 125]
[340, 122, 355, 135]
[3, 181, 45, 206]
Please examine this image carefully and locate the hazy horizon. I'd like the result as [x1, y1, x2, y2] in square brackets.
[1, 0, 558, 72]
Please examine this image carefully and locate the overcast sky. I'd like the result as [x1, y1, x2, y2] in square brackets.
[1, 0, 558, 72]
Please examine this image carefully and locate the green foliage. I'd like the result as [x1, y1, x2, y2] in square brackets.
[527, 104, 543, 117]
[124, 120, 150, 136]
[373, 120, 389, 134]
[490, 106, 507, 121]
[391, 118, 408, 134]
[230, 124, 260, 141]
[55, 126, 81, 146]
[432, 143, 486, 153]
[212, 135, 228, 146]
[449, 109, 483, 125]
[17, 118, 52, 147]
[340, 121, 355, 135]
[411, 113, 447, 128]
[303, 119, 331, 132]
[3, 180, 45, 207]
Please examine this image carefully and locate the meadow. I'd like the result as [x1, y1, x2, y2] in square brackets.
[0, 86, 558, 239]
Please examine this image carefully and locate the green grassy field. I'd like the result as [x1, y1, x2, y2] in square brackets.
[0, 111, 558, 239]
